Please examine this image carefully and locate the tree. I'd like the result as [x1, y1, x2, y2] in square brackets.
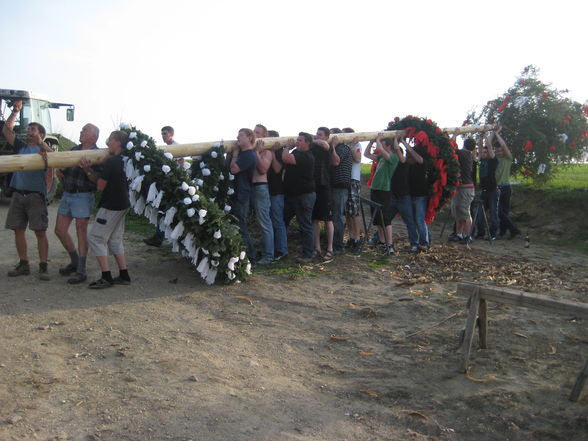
[466, 65, 588, 183]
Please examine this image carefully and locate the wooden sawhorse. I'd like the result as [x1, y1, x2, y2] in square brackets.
[457, 282, 588, 402]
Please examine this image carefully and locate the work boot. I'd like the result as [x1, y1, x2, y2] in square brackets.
[38, 262, 50, 281]
[67, 273, 87, 284]
[8, 261, 30, 277]
[59, 262, 77, 276]
[143, 235, 163, 247]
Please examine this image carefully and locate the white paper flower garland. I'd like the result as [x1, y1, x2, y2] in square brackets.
[119, 124, 249, 284]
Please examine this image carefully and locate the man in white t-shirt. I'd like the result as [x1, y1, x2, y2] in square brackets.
[144, 125, 181, 247]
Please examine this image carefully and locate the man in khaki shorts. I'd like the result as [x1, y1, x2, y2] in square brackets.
[2, 100, 54, 280]
[451, 138, 476, 243]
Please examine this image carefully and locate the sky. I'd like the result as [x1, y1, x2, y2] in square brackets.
[1, 0, 586, 148]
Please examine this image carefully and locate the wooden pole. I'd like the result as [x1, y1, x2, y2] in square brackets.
[0, 124, 496, 173]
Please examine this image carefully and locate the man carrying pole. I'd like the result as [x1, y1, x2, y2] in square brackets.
[54, 123, 102, 284]
[2, 100, 54, 280]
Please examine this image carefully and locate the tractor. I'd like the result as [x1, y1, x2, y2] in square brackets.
[0, 89, 75, 203]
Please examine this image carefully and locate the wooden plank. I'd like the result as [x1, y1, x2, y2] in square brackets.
[457, 282, 588, 319]
[570, 357, 588, 402]
[478, 299, 488, 349]
[0, 124, 497, 173]
[460, 288, 480, 373]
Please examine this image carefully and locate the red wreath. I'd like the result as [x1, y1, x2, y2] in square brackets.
[387, 116, 460, 223]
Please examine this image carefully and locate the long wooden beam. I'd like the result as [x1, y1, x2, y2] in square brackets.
[0, 124, 496, 173]
[456, 282, 588, 319]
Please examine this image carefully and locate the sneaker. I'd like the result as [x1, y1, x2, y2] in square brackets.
[143, 236, 163, 247]
[448, 234, 461, 242]
[67, 272, 87, 284]
[59, 263, 77, 276]
[296, 255, 314, 264]
[256, 257, 274, 265]
[8, 262, 30, 277]
[386, 244, 396, 255]
[274, 253, 288, 262]
[112, 276, 131, 285]
[88, 278, 114, 289]
[38, 270, 51, 281]
[410, 245, 419, 253]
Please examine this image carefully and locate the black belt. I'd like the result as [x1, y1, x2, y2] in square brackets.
[253, 182, 269, 186]
[11, 188, 42, 196]
[65, 189, 92, 194]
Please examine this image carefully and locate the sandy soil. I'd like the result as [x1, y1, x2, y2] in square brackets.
[0, 200, 587, 441]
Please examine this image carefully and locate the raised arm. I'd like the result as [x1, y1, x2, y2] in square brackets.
[329, 136, 341, 166]
[229, 145, 242, 174]
[494, 127, 512, 159]
[271, 142, 284, 173]
[485, 132, 495, 159]
[375, 133, 391, 162]
[350, 137, 361, 164]
[281, 139, 298, 165]
[402, 139, 423, 164]
[394, 136, 406, 163]
[364, 140, 377, 161]
[2, 100, 22, 146]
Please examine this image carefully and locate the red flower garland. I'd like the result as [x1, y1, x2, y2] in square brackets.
[387, 116, 460, 224]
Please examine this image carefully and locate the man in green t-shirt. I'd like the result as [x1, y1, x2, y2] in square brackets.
[494, 128, 521, 239]
[364, 133, 405, 254]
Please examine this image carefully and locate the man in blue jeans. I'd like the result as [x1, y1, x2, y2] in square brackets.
[281, 132, 316, 262]
[268, 130, 288, 260]
[329, 134, 354, 252]
[251, 124, 275, 265]
[229, 128, 258, 260]
[493, 128, 521, 239]
[407, 142, 430, 250]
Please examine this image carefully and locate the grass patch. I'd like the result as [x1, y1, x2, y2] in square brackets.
[366, 254, 390, 267]
[258, 261, 318, 279]
[125, 211, 154, 236]
[515, 164, 588, 190]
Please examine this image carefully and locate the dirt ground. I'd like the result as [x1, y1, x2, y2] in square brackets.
[1, 199, 587, 441]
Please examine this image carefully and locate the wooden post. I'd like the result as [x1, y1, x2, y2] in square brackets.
[478, 299, 488, 349]
[460, 287, 480, 373]
[0, 124, 496, 173]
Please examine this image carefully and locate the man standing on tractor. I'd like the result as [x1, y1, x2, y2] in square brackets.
[1, 100, 54, 280]
[54, 123, 102, 284]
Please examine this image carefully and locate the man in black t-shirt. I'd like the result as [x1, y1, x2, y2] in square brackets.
[408, 143, 430, 249]
[311, 127, 339, 260]
[281, 132, 316, 261]
[476, 133, 499, 239]
[87, 130, 132, 289]
[390, 138, 420, 252]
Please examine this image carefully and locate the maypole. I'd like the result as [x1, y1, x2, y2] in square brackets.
[0, 124, 496, 173]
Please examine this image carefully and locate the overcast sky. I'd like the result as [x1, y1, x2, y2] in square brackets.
[2, 0, 586, 147]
